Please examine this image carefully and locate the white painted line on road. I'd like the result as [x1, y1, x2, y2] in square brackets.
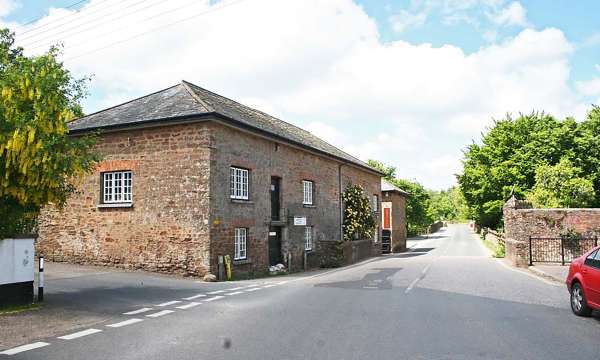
[227, 287, 244, 291]
[363, 286, 378, 289]
[275, 281, 289, 285]
[204, 295, 225, 302]
[58, 328, 102, 340]
[183, 294, 206, 300]
[156, 300, 181, 307]
[405, 278, 420, 294]
[146, 310, 175, 318]
[176, 302, 201, 310]
[422, 264, 432, 275]
[123, 307, 153, 315]
[262, 284, 277, 288]
[226, 291, 244, 296]
[244, 284, 260, 288]
[207, 290, 226, 294]
[106, 318, 144, 328]
[0, 342, 50, 355]
[495, 258, 561, 287]
[245, 287, 261, 292]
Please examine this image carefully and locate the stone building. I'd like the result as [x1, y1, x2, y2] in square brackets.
[38, 81, 384, 278]
[381, 179, 408, 253]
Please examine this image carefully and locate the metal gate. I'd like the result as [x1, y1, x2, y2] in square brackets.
[529, 236, 598, 265]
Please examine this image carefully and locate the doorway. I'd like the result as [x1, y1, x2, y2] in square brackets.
[268, 227, 282, 266]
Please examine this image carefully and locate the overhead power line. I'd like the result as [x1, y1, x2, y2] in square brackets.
[27, 0, 204, 53]
[18, 0, 141, 43]
[16, 0, 113, 37]
[65, 0, 246, 61]
[14, 0, 89, 30]
[20, 0, 167, 48]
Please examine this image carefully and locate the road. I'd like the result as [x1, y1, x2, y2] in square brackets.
[3, 224, 600, 359]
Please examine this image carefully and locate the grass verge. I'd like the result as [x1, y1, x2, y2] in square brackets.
[0, 302, 43, 315]
[480, 234, 505, 258]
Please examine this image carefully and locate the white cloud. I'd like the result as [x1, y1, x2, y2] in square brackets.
[7, 0, 593, 189]
[489, 1, 529, 27]
[576, 78, 600, 97]
[0, 0, 16, 17]
[389, 9, 428, 33]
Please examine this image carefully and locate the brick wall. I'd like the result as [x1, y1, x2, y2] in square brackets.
[503, 196, 600, 267]
[208, 123, 381, 277]
[38, 123, 213, 276]
[382, 192, 407, 253]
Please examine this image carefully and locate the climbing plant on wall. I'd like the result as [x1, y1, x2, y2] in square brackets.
[342, 185, 376, 241]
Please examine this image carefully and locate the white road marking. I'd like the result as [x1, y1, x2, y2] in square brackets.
[244, 284, 260, 288]
[245, 287, 261, 292]
[176, 302, 201, 310]
[405, 278, 420, 294]
[146, 310, 175, 318]
[207, 290, 226, 294]
[226, 291, 244, 296]
[262, 284, 277, 288]
[123, 307, 153, 315]
[183, 294, 206, 300]
[106, 318, 144, 328]
[275, 281, 288, 285]
[363, 286, 378, 289]
[204, 295, 225, 302]
[0, 342, 50, 355]
[227, 287, 244, 291]
[495, 258, 562, 286]
[156, 300, 181, 307]
[58, 328, 102, 340]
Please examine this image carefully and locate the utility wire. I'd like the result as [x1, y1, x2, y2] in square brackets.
[28, 0, 204, 53]
[13, 0, 89, 30]
[65, 0, 246, 61]
[20, 0, 167, 48]
[16, 0, 113, 37]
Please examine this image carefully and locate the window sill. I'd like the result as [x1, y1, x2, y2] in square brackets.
[97, 203, 133, 209]
[233, 258, 252, 265]
[303, 204, 316, 208]
[231, 199, 253, 204]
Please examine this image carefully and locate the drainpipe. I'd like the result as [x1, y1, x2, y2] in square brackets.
[338, 163, 346, 242]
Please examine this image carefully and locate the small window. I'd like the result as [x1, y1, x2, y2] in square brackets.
[102, 171, 132, 203]
[372, 195, 378, 212]
[234, 228, 247, 260]
[584, 249, 598, 267]
[303, 180, 313, 205]
[305, 226, 313, 251]
[230, 167, 249, 200]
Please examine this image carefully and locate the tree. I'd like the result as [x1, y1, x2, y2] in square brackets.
[0, 29, 98, 238]
[457, 112, 579, 228]
[368, 159, 434, 236]
[429, 187, 470, 222]
[342, 185, 375, 241]
[526, 158, 595, 208]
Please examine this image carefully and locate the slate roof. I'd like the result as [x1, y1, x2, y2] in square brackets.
[69, 80, 381, 175]
[381, 179, 409, 196]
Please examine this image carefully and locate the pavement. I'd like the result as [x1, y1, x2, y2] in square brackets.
[528, 264, 569, 283]
[2, 224, 600, 359]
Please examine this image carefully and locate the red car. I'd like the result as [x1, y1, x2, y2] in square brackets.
[567, 245, 600, 316]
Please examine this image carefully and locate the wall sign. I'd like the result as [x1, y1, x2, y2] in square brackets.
[293, 216, 307, 226]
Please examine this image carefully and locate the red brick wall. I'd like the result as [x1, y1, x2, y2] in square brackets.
[503, 197, 600, 266]
[208, 123, 381, 277]
[38, 123, 213, 276]
[382, 192, 407, 252]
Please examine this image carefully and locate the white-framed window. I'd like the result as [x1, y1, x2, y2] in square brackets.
[303, 180, 313, 205]
[102, 171, 132, 203]
[234, 228, 247, 260]
[372, 194, 378, 212]
[305, 226, 313, 251]
[230, 167, 249, 200]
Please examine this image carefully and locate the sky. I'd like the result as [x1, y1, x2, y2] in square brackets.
[1, 0, 599, 190]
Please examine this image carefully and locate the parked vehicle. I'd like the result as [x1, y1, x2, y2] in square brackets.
[566, 245, 600, 316]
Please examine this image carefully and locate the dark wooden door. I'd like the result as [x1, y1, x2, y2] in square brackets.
[268, 227, 282, 266]
[382, 230, 391, 254]
[271, 177, 280, 221]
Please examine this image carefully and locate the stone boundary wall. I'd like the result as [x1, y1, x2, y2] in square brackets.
[318, 239, 377, 268]
[482, 228, 504, 248]
[503, 196, 600, 267]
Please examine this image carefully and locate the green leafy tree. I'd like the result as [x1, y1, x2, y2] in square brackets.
[526, 158, 595, 208]
[368, 159, 434, 236]
[0, 29, 98, 238]
[457, 112, 579, 227]
[429, 187, 470, 222]
[342, 185, 375, 241]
